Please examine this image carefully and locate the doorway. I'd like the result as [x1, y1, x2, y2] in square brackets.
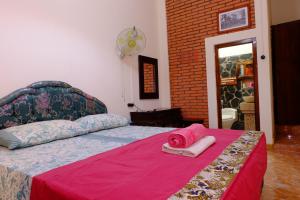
[272, 20, 300, 145]
[215, 38, 260, 130]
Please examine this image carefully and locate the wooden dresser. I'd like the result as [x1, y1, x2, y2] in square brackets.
[130, 108, 203, 128]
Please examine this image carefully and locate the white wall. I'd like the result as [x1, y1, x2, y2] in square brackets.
[205, 0, 274, 144]
[156, 0, 171, 108]
[0, 0, 171, 117]
[270, 0, 300, 25]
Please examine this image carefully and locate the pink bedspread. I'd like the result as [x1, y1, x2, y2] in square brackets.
[30, 128, 267, 200]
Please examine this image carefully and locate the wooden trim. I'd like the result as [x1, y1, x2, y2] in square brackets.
[218, 5, 251, 34]
[214, 38, 260, 130]
[214, 47, 223, 128]
[252, 39, 261, 130]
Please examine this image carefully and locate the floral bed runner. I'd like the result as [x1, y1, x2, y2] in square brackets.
[30, 129, 266, 200]
[170, 131, 266, 200]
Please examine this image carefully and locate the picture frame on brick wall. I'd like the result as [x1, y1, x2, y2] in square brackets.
[218, 6, 250, 32]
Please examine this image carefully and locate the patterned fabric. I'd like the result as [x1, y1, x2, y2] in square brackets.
[0, 128, 263, 200]
[0, 81, 107, 130]
[76, 114, 129, 132]
[0, 126, 174, 200]
[169, 131, 263, 200]
[0, 167, 32, 200]
[0, 120, 85, 149]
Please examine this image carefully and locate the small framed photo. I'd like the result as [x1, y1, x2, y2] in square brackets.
[219, 6, 250, 32]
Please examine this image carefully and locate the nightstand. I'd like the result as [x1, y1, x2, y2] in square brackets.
[182, 118, 204, 127]
[130, 108, 204, 128]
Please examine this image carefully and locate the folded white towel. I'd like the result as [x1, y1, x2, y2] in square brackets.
[162, 136, 216, 157]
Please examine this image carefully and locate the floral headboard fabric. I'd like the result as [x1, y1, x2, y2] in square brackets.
[0, 81, 107, 130]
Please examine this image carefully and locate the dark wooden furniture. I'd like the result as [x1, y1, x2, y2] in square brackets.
[130, 108, 204, 128]
[272, 20, 300, 125]
[181, 118, 204, 127]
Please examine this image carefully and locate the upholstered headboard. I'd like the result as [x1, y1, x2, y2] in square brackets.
[0, 81, 107, 130]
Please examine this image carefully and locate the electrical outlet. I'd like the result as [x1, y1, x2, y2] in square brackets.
[127, 103, 135, 107]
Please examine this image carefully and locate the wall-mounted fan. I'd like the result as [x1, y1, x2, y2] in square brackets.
[116, 26, 146, 59]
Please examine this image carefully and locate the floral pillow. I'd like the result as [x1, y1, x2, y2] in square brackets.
[0, 120, 85, 150]
[75, 114, 129, 133]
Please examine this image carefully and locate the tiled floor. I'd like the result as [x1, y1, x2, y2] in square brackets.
[261, 149, 300, 199]
[261, 127, 300, 200]
[275, 125, 300, 151]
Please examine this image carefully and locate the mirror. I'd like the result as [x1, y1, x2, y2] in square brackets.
[138, 55, 159, 99]
[143, 63, 156, 93]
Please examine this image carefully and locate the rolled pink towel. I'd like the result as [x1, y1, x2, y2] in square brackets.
[163, 136, 216, 157]
[168, 124, 207, 148]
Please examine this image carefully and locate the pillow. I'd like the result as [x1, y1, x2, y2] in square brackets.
[0, 120, 85, 150]
[75, 114, 129, 133]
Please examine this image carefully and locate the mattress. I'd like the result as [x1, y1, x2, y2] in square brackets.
[0, 126, 266, 200]
[0, 125, 174, 200]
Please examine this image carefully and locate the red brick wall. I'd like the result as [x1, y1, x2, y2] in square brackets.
[143, 63, 156, 93]
[166, 0, 255, 125]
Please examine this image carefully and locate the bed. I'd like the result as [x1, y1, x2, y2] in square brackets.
[0, 81, 267, 200]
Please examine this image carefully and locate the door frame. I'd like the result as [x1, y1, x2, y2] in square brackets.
[214, 38, 260, 130]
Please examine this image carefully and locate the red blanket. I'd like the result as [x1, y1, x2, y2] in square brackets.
[30, 129, 266, 200]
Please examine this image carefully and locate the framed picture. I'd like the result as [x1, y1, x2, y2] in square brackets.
[219, 6, 250, 32]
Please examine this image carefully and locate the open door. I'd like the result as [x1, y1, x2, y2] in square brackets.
[215, 38, 260, 130]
